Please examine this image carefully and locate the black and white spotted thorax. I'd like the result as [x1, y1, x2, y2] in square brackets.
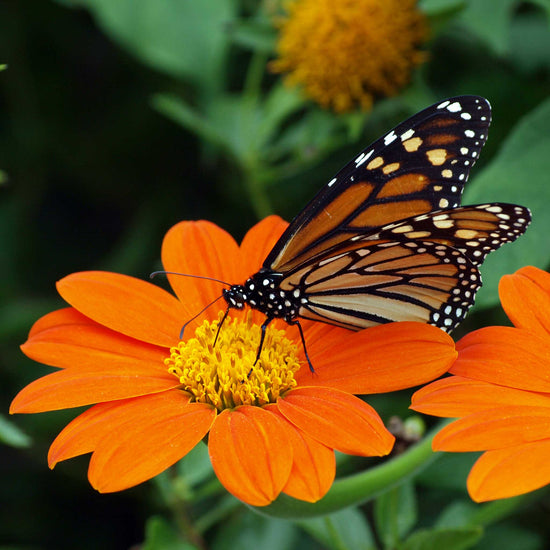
[223, 271, 305, 323]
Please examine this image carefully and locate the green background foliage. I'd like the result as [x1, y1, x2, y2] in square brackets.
[1, 0, 550, 548]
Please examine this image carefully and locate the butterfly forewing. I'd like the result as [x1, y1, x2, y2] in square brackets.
[266, 96, 492, 273]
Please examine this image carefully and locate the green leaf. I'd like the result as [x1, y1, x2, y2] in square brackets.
[259, 82, 308, 149]
[472, 523, 543, 550]
[176, 441, 213, 488]
[528, 0, 550, 16]
[509, 12, 550, 74]
[152, 93, 235, 156]
[421, 0, 466, 32]
[228, 19, 277, 53]
[64, 0, 235, 90]
[296, 507, 376, 550]
[420, 0, 465, 16]
[0, 415, 31, 448]
[154, 85, 307, 168]
[212, 512, 298, 550]
[463, 96, 550, 309]
[457, 0, 517, 55]
[436, 501, 479, 529]
[416, 452, 476, 492]
[401, 527, 483, 550]
[374, 481, 417, 548]
[142, 516, 198, 550]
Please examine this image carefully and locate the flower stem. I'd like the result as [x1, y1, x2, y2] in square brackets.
[153, 470, 207, 549]
[243, 49, 268, 104]
[255, 423, 441, 519]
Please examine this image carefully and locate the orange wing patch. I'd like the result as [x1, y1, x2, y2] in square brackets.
[403, 137, 423, 152]
[377, 173, 431, 198]
[426, 149, 448, 166]
[350, 200, 432, 227]
[271, 182, 376, 272]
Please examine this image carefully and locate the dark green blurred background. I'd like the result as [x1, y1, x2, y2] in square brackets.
[2, 1, 550, 549]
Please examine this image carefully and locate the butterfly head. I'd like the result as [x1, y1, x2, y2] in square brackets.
[222, 285, 247, 310]
[222, 272, 302, 323]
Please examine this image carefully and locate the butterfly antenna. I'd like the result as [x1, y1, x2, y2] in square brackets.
[150, 271, 231, 287]
[179, 295, 225, 339]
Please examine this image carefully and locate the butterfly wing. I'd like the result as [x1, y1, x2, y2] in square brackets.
[265, 96, 492, 273]
[280, 204, 531, 332]
[294, 240, 480, 331]
[363, 203, 531, 266]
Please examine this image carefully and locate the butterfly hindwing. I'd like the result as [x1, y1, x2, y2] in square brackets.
[293, 240, 480, 332]
[365, 203, 532, 266]
[266, 96, 492, 273]
[279, 202, 530, 333]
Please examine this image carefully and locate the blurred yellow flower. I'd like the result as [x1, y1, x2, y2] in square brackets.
[271, 0, 428, 112]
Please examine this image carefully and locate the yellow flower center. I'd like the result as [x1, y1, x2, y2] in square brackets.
[165, 312, 301, 411]
[271, 0, 428, 112]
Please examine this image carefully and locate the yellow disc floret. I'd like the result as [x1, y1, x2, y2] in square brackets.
[165, 312, 301, 411]
[271, 0, 428, 112]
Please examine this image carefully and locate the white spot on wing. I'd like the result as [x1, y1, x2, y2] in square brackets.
[447, 101, 462, 112]
[355, 149, 374, 167]
[384, 131, 397, 146]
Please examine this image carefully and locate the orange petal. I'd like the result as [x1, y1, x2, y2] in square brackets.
[467, 440, 550, 502]
[161, 221, 241, 325]
[10, 364, 179, 413]
[239, 216, 287, 274]
[411, 376, 550, 418]
[277, 387, 394, 456]
[298, 320, 354, 358]
[297, 322, 456, 393]
[499, 266, 550, 339]
[265, 403, 335, 503]
[87, 392, 216, 492]
[453, 326, 550, 392]
[208, 406, 294, 506]
[432, 405, 550, 452]
[21, 312, 168, 371]
[57, 271, 187, 348]
[49, 400, 142, 466]
[28, 307, 90, 338]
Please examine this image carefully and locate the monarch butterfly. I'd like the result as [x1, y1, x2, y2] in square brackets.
[216, 97, 531, 369]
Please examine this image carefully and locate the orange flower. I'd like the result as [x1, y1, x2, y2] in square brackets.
[411, 266, 550, 502]
[11, 216, 456, 506]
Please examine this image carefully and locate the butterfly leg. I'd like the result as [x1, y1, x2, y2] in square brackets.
[254, 317, 273, 366]
[288, 319, 314, 373]
[213, 306, 231, 347]
[252, 318, 314, 374]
